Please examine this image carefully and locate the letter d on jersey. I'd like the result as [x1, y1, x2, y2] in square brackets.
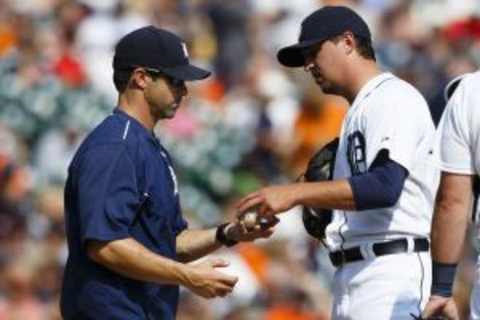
[347, 131, 367, 175]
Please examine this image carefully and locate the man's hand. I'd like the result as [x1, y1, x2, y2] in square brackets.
[183, 258, 238, 299]
[225, 215, 279, 242]
[236, 184, 301, 217]
[421, 295, 459, 320]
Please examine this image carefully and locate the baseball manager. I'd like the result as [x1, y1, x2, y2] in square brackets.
[60, 26, 276, 320]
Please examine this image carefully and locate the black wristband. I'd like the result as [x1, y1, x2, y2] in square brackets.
[431, 261, 457, 297]
[215, 223, 238, 247]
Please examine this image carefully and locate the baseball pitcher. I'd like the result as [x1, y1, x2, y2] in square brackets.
[237, 6, 440, 319]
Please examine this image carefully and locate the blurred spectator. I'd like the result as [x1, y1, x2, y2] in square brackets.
[204, 0, 252, 89]
[0, 260, 46, 320]
[288, 89, 347, 177]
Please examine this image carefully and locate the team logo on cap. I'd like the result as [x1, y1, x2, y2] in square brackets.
[181, 43, 189, 58]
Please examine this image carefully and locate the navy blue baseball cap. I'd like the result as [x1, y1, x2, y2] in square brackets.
[277, 6, 371, 68]
[113, 26, 211, 81]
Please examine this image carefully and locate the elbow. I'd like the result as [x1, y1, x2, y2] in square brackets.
[435, 185, 467, 210]
[350, 175, 403, 210]
[377, 163, 406, 207]
[358, 187, 400, 209]
[382, 187, 402, 207]
[435, 193, 466, 216]
[433, 172, 474, 217]
[351, 155, 408, 210]
[86, 240, 109, 264]
[368, 175, 403, 208]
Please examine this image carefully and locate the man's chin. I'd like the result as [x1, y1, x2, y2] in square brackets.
[318, 84, 340, 96]
[156, 112, 175, 120]
[152, 106, 178, 121]
[164, 113, 176, 119]
[317, 83, 332, 94]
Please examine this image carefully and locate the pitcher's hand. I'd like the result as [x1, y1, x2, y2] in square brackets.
[236, 184, 301, 217]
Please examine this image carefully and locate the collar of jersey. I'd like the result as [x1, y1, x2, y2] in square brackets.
[113, 107, 159, 145]
[351, 72, 395, 109]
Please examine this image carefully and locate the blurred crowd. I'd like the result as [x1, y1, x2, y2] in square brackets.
[1, 0, 480, 319]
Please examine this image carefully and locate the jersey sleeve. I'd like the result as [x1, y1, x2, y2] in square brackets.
[437, 79, 475, 174]
[363, 85, 429, 173]
[76, 144, 139, 244]
[173, 203, 188, 236]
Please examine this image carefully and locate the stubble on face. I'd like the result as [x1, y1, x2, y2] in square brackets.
[145, 79, 180, 121]
[309, 65, 342, 96]
[309, 53, 347, 97]
[304, 38, 351, 97]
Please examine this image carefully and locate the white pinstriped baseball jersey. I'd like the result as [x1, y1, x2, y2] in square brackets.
[436, 70, 480, 320]
[325, 72, 440, 251]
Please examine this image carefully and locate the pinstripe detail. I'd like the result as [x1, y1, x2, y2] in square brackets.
[408, 252, 427, 319]
[416, 252, 426, 315]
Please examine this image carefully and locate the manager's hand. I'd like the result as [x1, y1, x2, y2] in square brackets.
[183, 258, 238, 299]
[226, 216, 278, 242]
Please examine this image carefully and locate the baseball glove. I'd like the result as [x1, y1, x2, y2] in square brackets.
[301, 138, 339, 241]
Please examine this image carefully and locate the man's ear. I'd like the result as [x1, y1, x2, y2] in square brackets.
[343, 32, 355, 55]
[130, 68, 149, 90]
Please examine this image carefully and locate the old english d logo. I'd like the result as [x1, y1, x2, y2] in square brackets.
[347, 131, 367, 175]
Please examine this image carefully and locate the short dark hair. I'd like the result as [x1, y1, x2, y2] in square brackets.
[353, 35, 376, 61]
[330, 33, 376, 61]
[113, 68, 133, 93]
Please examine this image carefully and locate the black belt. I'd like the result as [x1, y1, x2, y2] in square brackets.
[329, 238, 429, 267]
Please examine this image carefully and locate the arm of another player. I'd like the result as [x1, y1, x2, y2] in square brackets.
[422, 172, 473, 320]
[87, 237, 238, 298]
[237, 152, 406, 216]
[236, 179, 356, 217]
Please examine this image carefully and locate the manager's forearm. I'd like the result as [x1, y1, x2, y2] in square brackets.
[176, 228, 223, 263]
[88, 238, 191, 286]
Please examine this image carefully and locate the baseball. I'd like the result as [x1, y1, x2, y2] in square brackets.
[242, 211, 258, 231]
